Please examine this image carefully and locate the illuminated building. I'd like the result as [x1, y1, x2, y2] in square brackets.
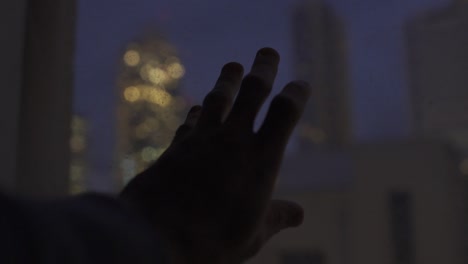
[292, 0, 351, 148]
[406, 1, 468, 154]
[69, 115, 89, 194]
[116, 33, 188, 187]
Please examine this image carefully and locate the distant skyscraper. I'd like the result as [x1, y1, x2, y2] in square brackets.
[406, 1, 468, 153]
[69, 115, 89, 194]
[292, 0, 351, 148]
[116, 33, 188, 187]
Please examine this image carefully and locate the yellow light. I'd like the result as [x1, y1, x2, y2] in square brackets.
[70, 136, 86, 153]
[70, 165, 83, 181]
[144, 118, 160, 130]
[167, 62, 185, 79]
[135, 120, 156, 139]
[165, 116, 181, 131]
[135, 125, 149, 139]
[139, 86, 151, 101]
[70, 164, 85, 194]
[148, 67, 169, 85]
[141, 147, 163, 162]
[139, 64, 151, 80]
[148, 88, 172, 107]
[124, 86, 140, 102]
[123, 50, 141, 66]
[121, 158, 136, 184]
[164, 56, 180, 65]
[71, 117, 86, 132]
[70, 186, 84, 194]
[459, 159, 468, 175]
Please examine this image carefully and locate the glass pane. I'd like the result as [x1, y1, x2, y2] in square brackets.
[72, 0, 468, 263]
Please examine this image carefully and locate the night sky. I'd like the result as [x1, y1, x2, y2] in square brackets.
[74, 0, 450, 191]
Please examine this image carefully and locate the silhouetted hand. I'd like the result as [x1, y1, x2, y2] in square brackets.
[120, 48, 310, 264]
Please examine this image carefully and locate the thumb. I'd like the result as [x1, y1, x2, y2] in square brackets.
[240, 200, 304, 260]
[263, 199, 304, 240]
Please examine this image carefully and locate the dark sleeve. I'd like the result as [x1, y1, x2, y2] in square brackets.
[0, 192, 168, 264]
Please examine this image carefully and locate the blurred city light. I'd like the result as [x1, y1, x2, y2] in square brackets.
[116, 33, 188, 186]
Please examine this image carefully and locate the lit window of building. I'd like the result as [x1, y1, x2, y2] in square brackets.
[69, 115, 89, 194]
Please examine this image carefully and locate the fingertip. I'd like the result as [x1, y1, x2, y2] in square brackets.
[185, 105, 202, 125]
[257, 47, 280, 59]
[283, 80, 311, 99]
[189, 105, 202, 113]
[222, 61, 244, 74]
[272, 81, 310, 117]
[288, 205, 304, 227]
[268, 200, 304, 228]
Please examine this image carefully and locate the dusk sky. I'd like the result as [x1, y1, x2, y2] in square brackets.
[74, 0, 450, 190]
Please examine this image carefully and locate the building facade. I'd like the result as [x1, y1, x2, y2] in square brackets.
[406, 2, 468, 153]
[292, 0, 351, 148]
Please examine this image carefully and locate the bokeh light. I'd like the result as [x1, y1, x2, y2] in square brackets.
[117, 35, 189, 187]
[70, 136, 86, 153]
[167, 62, 185, 79]
[123, 50, 141, 67]
[148, 67, 170, 85]
[123, 86, 141, 102]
